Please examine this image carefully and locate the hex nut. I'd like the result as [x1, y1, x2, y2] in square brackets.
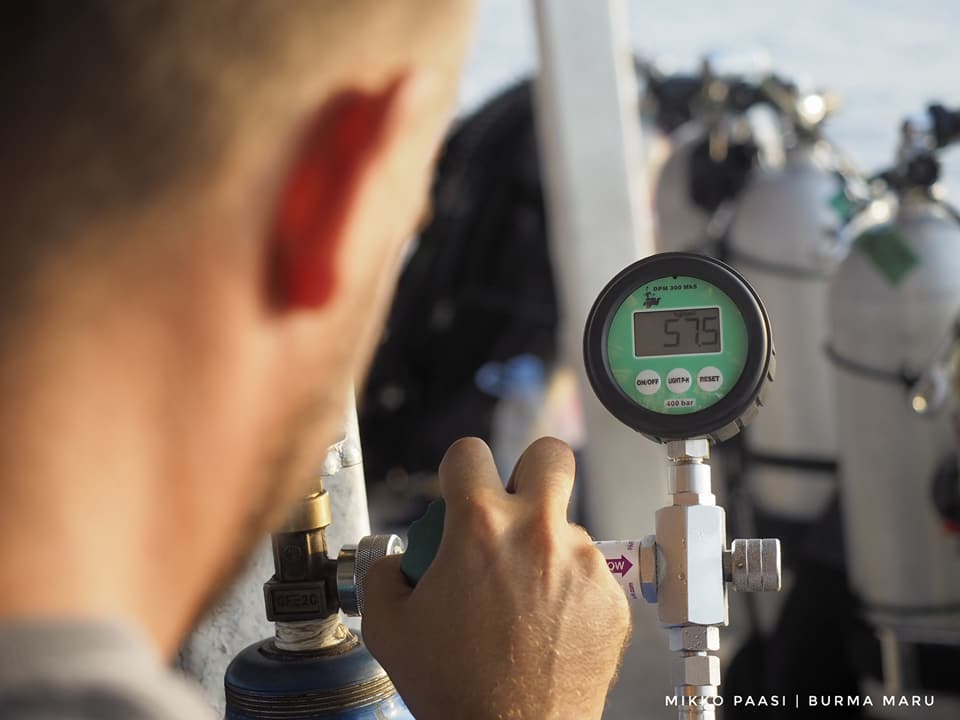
[639, 534, 658, 604]
[665, 438, 710, 461]
[672, 492, 718, 507]
[672, 654, 721, 687]
[669, 626, 720, 652]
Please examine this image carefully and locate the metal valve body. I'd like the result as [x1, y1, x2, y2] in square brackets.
[639, 439, 782, 717]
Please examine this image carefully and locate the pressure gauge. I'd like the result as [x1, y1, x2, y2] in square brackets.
[584, 252, 775, 443]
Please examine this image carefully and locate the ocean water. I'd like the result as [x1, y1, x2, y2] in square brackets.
[460, 0, 960, 192]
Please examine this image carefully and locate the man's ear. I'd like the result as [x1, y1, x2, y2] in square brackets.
[269, 77, 408, 311]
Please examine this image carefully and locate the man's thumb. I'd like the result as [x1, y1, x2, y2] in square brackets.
[360, 554, 412, 657]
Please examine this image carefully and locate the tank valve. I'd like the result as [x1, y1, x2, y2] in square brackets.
[337, 534, 406, 616]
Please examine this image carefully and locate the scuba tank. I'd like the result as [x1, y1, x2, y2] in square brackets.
[725, 80, 851, 534]
[226, 637, 411, 720]
[649, 65, 871, 715]
[829, 103, 960, 697]
[651, 57, 854, 538]
[649, 52, 780, 255]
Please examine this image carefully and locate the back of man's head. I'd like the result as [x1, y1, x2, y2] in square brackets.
[0, 0, 461, 332]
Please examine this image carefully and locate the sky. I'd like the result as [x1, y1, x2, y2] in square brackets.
[460, 0, 960, 192]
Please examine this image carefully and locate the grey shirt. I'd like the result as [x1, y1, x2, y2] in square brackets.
[0, 621, 214, 720]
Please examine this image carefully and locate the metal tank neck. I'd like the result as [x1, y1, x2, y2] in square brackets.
[266, 459, 345, 652]
[263, 433, 404, 652]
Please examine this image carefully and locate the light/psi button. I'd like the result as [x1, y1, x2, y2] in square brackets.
[666, 368, 692, 394]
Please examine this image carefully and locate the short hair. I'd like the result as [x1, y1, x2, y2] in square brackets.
[0, 0, 449, 326]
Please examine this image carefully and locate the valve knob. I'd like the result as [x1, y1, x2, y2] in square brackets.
[725, 538, 782, 592]
[337, 534, 405, 616]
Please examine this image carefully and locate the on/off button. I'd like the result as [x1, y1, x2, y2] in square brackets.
[635, 370, 661, 395]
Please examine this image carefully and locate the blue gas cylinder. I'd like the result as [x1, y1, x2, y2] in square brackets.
[224, 633, 413, 719]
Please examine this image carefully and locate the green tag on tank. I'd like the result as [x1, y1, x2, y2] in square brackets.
[605, 276, 748, 415]
[829, 189, 859, 223]
[855, 224, 918, 286]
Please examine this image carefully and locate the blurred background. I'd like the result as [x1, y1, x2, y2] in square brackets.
[356, 1, 960, 718]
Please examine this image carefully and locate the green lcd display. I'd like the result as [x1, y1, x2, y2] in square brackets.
[632, 306, 721, 357]
[606, 275, 748, 415]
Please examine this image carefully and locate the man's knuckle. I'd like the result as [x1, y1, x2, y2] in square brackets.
[517, 508, 565, 556]
[577, 543, 607, 577]
[529, 500, 563, 529]
[568, 523, 595, 545]
[459, 491, 502, 536]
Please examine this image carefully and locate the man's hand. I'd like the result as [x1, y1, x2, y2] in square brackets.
[363, 437, 631, 720]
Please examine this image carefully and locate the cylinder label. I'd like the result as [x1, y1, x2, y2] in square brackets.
[594, 540, 642, 601]
[855, 224, 919, 286]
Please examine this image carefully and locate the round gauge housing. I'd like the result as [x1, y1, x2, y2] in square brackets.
[583, 252, 774, 443]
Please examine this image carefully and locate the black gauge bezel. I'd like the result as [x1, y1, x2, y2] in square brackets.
[583, 252, 773, 442]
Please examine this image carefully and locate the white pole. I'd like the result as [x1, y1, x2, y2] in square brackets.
[532, 3, 673, 714]
[531, 0, 668, 539]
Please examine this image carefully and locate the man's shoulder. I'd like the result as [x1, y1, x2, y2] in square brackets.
[0, 619, 215, 720]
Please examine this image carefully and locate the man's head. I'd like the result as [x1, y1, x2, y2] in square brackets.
[0, 0, 475, 653]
